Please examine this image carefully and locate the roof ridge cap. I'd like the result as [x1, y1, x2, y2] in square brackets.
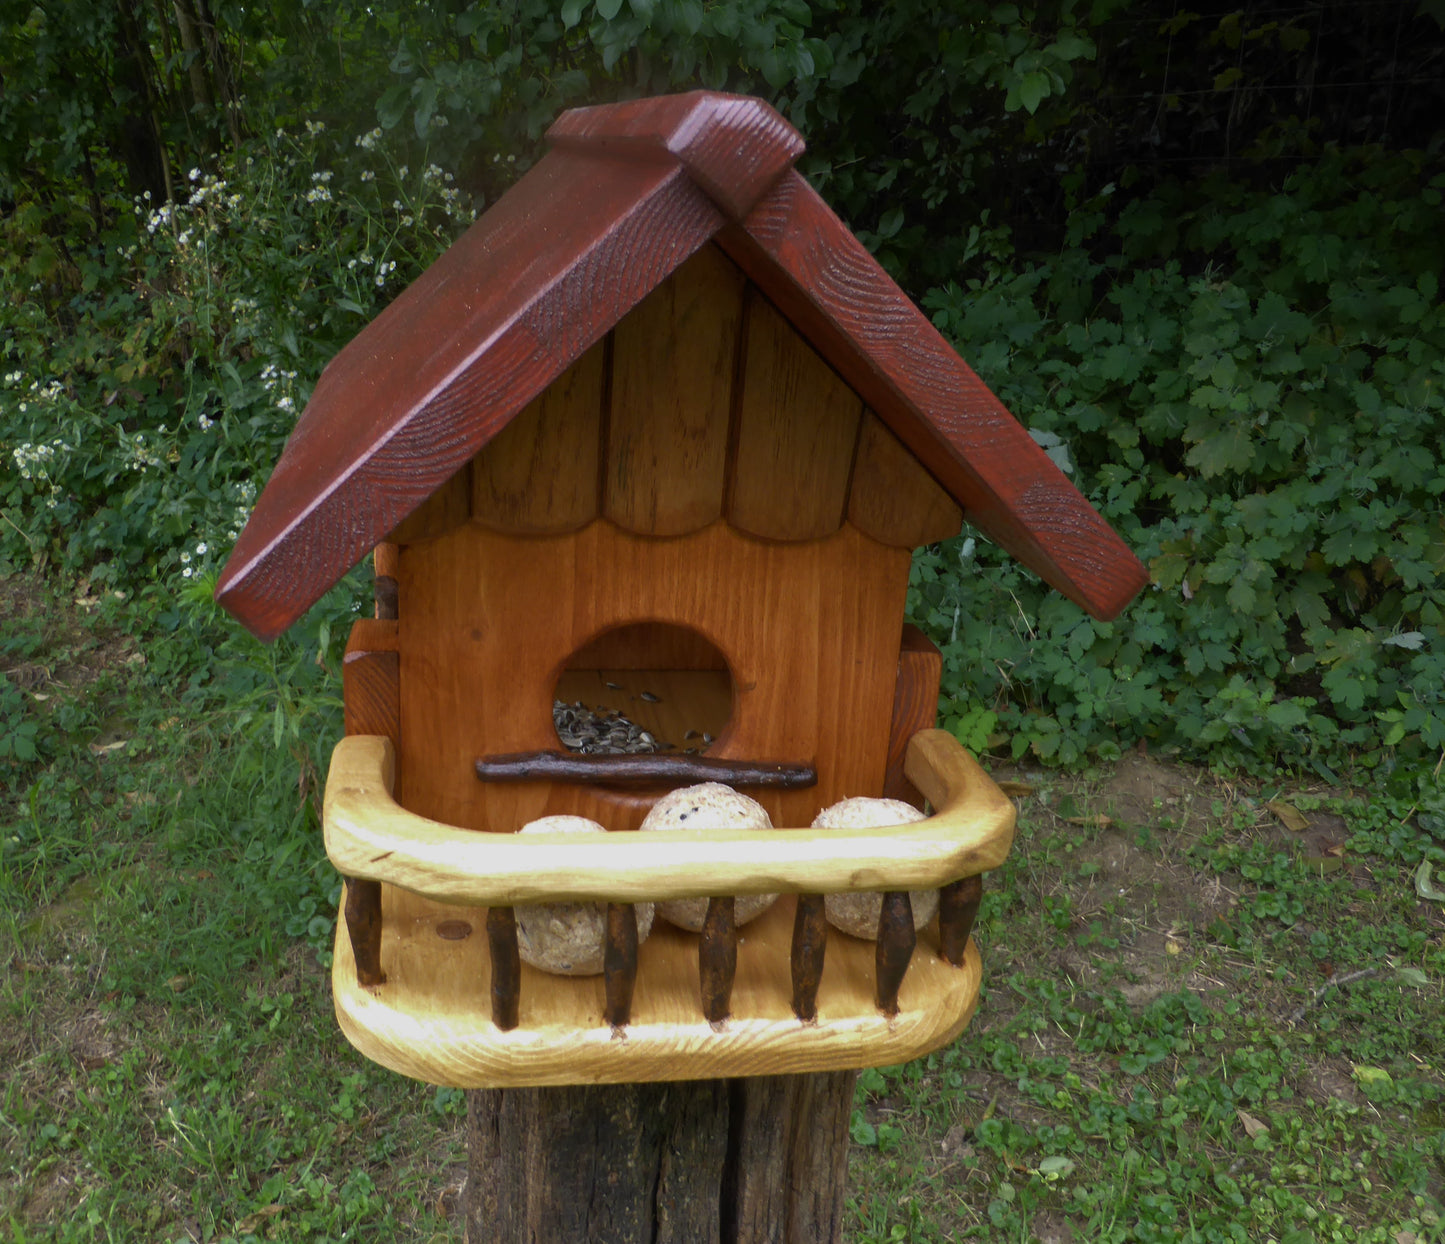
[546, 91, 804, 220]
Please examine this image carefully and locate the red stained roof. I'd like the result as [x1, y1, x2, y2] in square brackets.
[217, 91, 1147, 640]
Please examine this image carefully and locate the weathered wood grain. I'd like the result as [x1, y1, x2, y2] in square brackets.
[465, 1080, 731, 1242]
[727, 1071, 855, 1244]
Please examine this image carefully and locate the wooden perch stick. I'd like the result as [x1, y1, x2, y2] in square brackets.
[874, 891, 916, 1016]
[938, 874, 983, 967]
[486, 906, 521, 1031]
[603, 903, 639, 1029]
[475, 750, 816, 789]
[699, 896, 737, 1024]
[790, 893, 828, 1022]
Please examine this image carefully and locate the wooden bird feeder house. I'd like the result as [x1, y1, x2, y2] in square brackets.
[218, 89, 1145, 1180]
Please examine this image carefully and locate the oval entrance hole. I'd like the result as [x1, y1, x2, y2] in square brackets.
[552, 622, 734, 757]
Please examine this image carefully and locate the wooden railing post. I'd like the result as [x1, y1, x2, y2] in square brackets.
[603, 902, 639, 1029]
[874, 891, 916, 1016]
[938, 874, 983, 967]
[700, 896, 737, 1024]
[487, 906, 521, 1031]
[790, 893, 828, 1021]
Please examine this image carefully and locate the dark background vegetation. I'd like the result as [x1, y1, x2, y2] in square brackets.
[2, 0, 1442, 785]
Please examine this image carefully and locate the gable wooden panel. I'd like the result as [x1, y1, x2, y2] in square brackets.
[604, 245, 745, 536]
[847, 412, 963, 548]
[386, 463, 472, 545]
[471, 344, 606, 534]
[728, 292, 863, 541]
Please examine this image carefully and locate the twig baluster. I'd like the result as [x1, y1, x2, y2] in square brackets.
[699, 896, 737, 1025]
[486, 905, 521, 1031]
[874, 891, 916, 1016]
[603, 902, 639, 1029]
[790, 893, 828, 1022]
[344, 877, 385, 987]
[938, 874, 983, 967]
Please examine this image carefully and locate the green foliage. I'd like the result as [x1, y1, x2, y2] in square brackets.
[3, 1, 1442, 783]
[368, 0, 1104, 289]
[915, 150, 1445, 772]
[0, 120, 473, 589]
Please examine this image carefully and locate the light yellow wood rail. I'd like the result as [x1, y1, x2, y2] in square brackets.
[332, 888, 984, 1088]
[323, 729, 1014, 906]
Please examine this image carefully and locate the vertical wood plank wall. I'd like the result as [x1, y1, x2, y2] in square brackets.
[390, 243, 962, 550]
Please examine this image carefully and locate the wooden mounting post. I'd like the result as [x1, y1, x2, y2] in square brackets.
[465, 1071, 856, 1242]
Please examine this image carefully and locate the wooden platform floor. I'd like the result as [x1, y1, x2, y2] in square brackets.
[332, 884, 982, 1088]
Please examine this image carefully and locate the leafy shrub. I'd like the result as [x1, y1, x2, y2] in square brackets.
[915, 150, 1445, 772]
[0, 122, 476, 590]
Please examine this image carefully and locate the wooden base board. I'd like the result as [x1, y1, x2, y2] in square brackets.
[332, 885, 983, 1088]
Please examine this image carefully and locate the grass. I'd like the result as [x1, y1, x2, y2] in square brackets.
[2, 572, 1443, 1242]
[1, 575, 461, 1242]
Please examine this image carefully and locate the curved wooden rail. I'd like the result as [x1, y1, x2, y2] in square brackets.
[323, 728, 1014, 905]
